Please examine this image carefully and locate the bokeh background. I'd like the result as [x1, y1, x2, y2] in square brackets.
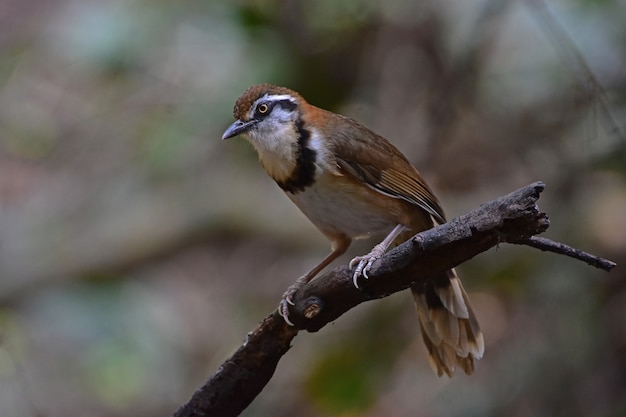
[1, 0, 625, 416]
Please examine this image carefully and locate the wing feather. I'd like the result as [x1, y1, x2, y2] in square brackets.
[326, 114, 445, 223]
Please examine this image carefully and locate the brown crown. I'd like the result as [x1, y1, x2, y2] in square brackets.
[233, 84, 303, 120]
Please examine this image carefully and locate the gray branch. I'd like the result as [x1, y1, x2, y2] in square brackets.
[172, 181, 615, 417]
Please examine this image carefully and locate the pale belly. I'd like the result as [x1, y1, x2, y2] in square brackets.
[285, 175, 399, 239]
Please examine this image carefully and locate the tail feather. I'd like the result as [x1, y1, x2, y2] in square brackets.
[435, 275, 469, 318]
[411, 269, 484, 377]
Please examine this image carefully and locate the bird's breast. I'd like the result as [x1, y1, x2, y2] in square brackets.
[252, 120, 318, 194]
[285, 171, 402, 239]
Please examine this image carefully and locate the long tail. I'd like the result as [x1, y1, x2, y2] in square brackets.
[410, 269, 484, 377]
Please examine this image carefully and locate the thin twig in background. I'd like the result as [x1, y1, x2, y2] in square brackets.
[525, 0, 625, 144]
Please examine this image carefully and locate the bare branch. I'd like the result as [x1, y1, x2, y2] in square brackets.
[171, 181, 615, 417]
[514, 236, 616, 271]
[172, 315, 297, 417]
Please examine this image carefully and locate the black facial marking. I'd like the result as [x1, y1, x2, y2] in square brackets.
[276, 119, 316, 194]
[254, 99, 297, 120]
[275, 99, 297, 112]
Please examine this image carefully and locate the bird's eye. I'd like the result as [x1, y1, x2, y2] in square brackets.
[257, 103, 269, 114]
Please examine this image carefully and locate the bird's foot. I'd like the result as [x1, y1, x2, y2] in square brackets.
[349, 243, 387, 288]
[278, 277, 308, 326]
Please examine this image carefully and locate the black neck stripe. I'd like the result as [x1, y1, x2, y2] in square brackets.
[276, 119, 316, 194]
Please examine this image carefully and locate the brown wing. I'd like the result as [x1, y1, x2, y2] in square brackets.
[328, 114, 446, 224]
[317, 111, 483, 377]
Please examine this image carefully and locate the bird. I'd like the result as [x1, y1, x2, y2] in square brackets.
[222, 83, 484, 377]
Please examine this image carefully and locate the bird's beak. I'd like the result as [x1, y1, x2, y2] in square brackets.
[222, 119, 257, 140]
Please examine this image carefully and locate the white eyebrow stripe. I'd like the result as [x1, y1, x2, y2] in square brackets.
[249, 94, 298, 116]
[260, 94, 297, 103]
[248, 94, 298, 119]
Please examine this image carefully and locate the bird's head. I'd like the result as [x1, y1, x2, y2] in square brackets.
[222, 84, 316, 183]
[222, 84, 305, 147]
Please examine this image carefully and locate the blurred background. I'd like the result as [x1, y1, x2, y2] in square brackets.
[0, 0, 624, 416]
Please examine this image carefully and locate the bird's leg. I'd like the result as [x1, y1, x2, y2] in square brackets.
[349, 224, 406, 288]
[280, 237, 350, 325]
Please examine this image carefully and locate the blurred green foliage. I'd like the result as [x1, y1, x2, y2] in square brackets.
[306, 302, 408, 414]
